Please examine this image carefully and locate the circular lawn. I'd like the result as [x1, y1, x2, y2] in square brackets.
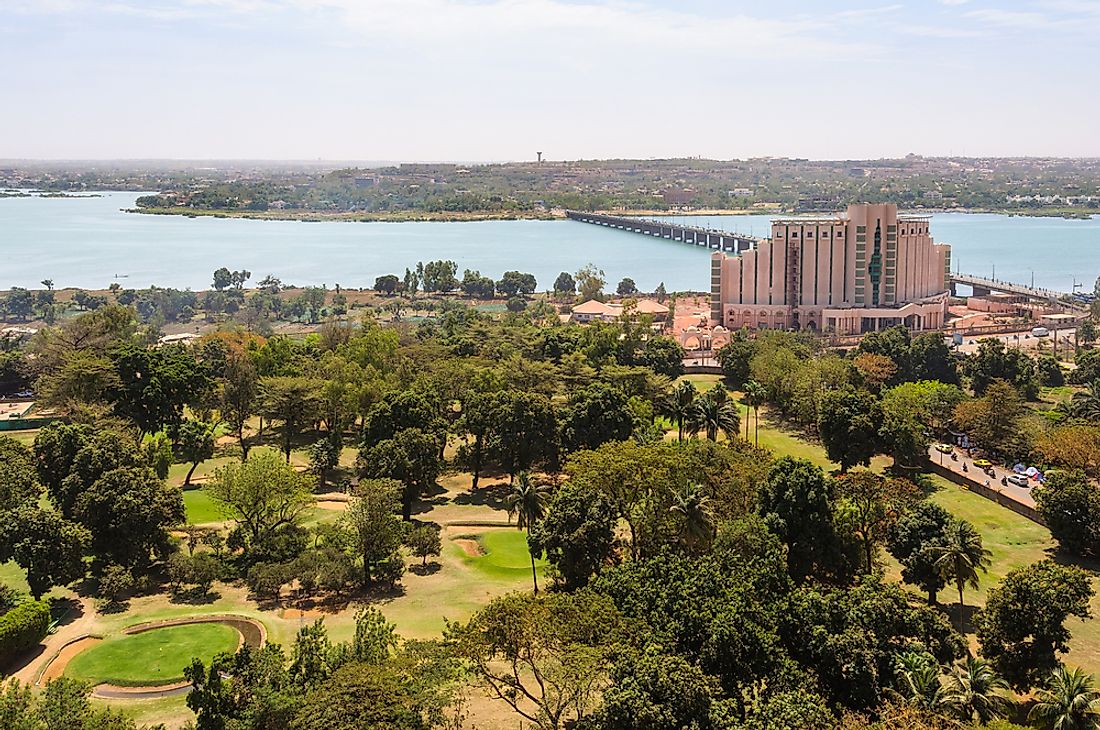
[65, 623, 239, 687]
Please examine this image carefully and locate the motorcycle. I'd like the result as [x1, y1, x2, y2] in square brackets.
[950, 453, 958, 462]
[1001, 476, 1008, 486]
[962, 463, 968, 473]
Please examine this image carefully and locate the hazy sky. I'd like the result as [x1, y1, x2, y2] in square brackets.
[2, 0, 1098, 161]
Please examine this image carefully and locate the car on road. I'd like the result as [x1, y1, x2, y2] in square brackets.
[1007, 474, 1030, 487]
[934, 443, 953, 454]
[973, 459, 993, 468]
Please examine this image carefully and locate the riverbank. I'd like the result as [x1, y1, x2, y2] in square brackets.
[125, 206, 561, 223]
[128, 203, 1097, 224]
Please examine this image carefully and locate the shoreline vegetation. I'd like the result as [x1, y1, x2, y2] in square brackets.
[123, 203, 1098, 223]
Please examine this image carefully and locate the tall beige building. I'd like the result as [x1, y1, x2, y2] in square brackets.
[710, 203, 950, 335]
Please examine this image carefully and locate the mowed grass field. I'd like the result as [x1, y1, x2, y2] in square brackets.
[66, 623, 239, 687]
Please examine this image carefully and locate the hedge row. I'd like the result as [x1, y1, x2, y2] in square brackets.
[0, 600, 50, 664]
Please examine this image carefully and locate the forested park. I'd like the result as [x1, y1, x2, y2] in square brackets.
[4, 277, 1100, 729]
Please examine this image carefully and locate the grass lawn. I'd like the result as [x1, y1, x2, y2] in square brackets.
[452, 529, 547, 580]
[66, 623, 239, 687]
[182, 489, 225, 525]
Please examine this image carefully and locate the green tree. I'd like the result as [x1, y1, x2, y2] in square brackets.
[687, 385, 739, 442]
[1035, 470, 1100, 557]
[715, 333, 757, 389]
[206, 450, 313, 553]
[954, 379, 1030, 457]
[976, 560, 1094, 690]
[561, 383, 633, 452]
[341, 479, 407, 586]
[933, 518, 992, 625]
[0, 503, 89, 599]
[757, 456, 853, 583]
[259, 376, 321, 462]
[75, 467, 183, 569]
[290, 662, 430, 730]
[817, 387, 882, 472]
[887, 501, 953, 604]
[743, 379, 767, 445]
[942, 656, 1014, 723]
[219, 349, 258, 461]
[405, 523, 442, 566]
[880, 380, 966, 467]
[575, 263, 606, 302]
[893, 651, 950, 713]
[963, 338, 1039, 399]
[528, 481, 616, 590]
[448, 591, 624, 730]
[420, 260, 458, 293]
[553, 271, 576, 295]
[487, 390, 558, 480]
[668, 482, 715, 554]
[0, 436, 39, 512]
[307, 436, 342, 490]
[615, 277, 638, 296]
[661, 380, 696, 442]
[505, 472, 551, 594]
[176, 419, 216, 486]
[836, 471, 920, 574]
[358, 428, 442, 521]
[497, 271, 537, 297]
[374, 274, 400, 295]
[111, 343, 212, 435]
[1029, 666, 1100, 730]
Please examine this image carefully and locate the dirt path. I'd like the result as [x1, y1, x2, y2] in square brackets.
[10, 596, 98, 686]
[37, 636, 101, 685]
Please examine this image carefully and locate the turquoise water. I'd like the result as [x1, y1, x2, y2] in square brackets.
[2, 192, 1098, 293]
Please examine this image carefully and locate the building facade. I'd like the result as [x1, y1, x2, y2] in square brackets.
[710, 203, 951, 335]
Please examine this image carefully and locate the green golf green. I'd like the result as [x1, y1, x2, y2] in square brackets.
[454, 530, 546, 579]
[65, 623, 239, 687]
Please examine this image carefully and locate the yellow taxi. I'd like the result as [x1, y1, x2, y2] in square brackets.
[973, 459, 993, 468]
[934, 443, 953, 454]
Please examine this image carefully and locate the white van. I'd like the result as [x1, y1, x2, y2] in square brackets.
[1031, 327, 1050, 337]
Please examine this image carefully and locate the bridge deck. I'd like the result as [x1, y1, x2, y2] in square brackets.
[565, 210, 760, 253]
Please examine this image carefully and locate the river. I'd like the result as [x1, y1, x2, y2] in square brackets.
[2, 192, 1098, 294]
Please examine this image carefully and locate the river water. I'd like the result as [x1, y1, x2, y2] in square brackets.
[2, 192, 1098, 294]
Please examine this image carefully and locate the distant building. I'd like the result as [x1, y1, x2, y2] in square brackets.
[570, 299, 669, 325]
[710, 203, 950, 335]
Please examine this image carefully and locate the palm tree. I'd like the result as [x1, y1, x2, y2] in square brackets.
[932, 519, 992, 626]
[893, 651, 949, 713]
[663, 380, 697, 441]
[743, 380, 767, 447]
[687, 387, 740, 442]
[1029, 666, 1100, 730]
[943, 657, 1014, 723]
[669, 482, 714, 553]
[1072, 381, 1100, 422]
[504, 472, 551, 595]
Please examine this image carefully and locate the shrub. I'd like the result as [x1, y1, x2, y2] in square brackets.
[0, 599, 51, 663]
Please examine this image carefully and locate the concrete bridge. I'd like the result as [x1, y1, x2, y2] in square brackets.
[948, 273, 1081, 307]
[565, 210, 760, 253]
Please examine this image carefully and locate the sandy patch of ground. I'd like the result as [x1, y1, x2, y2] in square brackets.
[37, 636, 101, 685]
[314, 499, 349, 512]
[280, 607, 328, 620]
[452, 538, 484, 557]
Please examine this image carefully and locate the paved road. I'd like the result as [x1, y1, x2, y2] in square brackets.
[927, 444, 1037, 508]
[949, 328, 1077, 356]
